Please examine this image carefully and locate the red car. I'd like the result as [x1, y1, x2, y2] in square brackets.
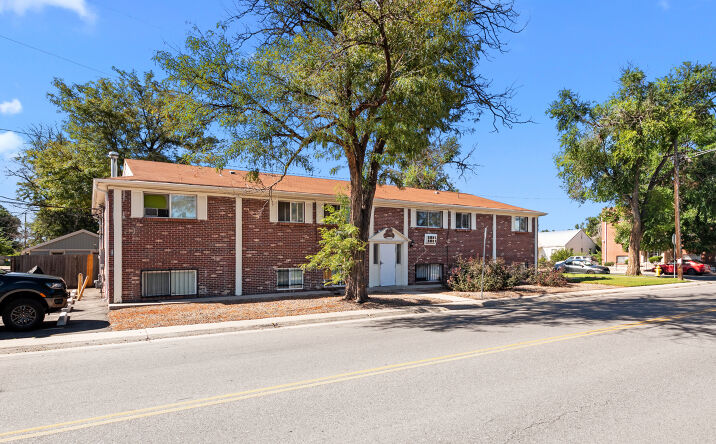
[660, 260, 709, 275]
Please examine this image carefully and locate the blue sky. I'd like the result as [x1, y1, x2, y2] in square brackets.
[0, 0, 714, 230]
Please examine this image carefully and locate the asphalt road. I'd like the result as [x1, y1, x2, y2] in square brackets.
[1, 283, 714, 443]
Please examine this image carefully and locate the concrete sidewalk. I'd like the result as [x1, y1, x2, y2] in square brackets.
[0, 280, 708, 355]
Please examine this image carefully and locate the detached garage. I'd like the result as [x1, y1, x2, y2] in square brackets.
[538, 229, 597, 260]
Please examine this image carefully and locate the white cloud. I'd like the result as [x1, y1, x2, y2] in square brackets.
[0, 0, 95, 21]
[0, 131, 24, 157]
[0, 98, 22, 115]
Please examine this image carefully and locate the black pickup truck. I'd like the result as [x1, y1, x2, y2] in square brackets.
[0, 271, 69, 331]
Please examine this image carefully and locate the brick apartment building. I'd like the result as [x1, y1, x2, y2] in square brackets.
[92, 159, 546, 303]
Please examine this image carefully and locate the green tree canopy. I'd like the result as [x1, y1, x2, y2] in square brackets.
[157, 0, 521, 301]
[0, 205, 21, 253]
[548, 63, 716, 275]
[12, 69, 219, 240]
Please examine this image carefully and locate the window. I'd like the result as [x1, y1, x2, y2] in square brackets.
[323, 269, 345, 287]
[512, 216, 528, 232]
[416, 210, 442, 228]
[616, 256, 627, 264]
[424, 233, 437, 246]
[144, 193, 196, 219]
[141, 270, 197, 297]
[277, 268, 303, 289]
[395, 244, 401, 264]
[416, 264, 442, 282]
[278, 201, 304, 223]
[455, 212, 471, 229]
[373, 243, 379, 264]
[323, 203, 349, 223]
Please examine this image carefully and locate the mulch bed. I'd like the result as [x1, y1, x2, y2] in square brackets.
[109, 293, 444, 331]
[451, 283, 609, 301]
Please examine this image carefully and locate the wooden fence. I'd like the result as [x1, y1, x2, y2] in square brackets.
[11, 253, 99, 288]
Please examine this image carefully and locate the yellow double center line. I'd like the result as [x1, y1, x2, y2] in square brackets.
[2, 307, 714, 442]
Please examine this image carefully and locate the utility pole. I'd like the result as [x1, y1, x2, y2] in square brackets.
[23, 212, 27, 251]
[673, 140, 683, 280]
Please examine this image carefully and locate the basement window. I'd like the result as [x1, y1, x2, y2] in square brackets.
[141, 270, 197, 297]
[277, 268, 304, 290]
[415, 264, 442, 282]
[424, 233, 437, 246]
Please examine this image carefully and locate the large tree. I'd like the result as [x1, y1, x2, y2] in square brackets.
[548, 63, 716, 275]
[12, 69, 218, 240]
[0, 205, 21, 254]
[157, 0, 521, 302]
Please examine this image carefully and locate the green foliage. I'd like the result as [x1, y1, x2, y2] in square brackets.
[156, 0, 521, 300]
[533, 269, 568, 287]
[604, 261, 615, 266]
[592, 250, 602, 264]
[388, 137, 466, 191]
[13, 69, 218, 240]
[303, 195, 365, 286]
[0, 233, 15, 256]
[550, 248, 574, 263]
[447, 258, 531, 292]
[649, 255, 662, 263]
[547, 63, 716, 274]
[0, 205, 21, 252]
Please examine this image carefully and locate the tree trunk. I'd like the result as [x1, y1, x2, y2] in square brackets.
[344, 165, 374, 303]
[627, 202, 642, 276]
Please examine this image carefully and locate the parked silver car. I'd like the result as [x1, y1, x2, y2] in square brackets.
[554, 259, 610, 274]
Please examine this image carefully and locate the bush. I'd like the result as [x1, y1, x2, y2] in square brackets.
[624, 259, 628, 265]
[649, 255, 662, 263]
[533, 269, 569, 287]
[447, 258, 532, 292]
[604, 261, 614, 266]
[550, 248, 574, 263]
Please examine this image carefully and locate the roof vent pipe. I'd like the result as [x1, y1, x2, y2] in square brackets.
[108, 151, 119, 177]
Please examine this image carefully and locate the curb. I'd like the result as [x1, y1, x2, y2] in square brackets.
[1, 280, 711, 355]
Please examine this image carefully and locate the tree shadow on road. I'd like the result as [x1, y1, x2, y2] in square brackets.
[368, 290, 716, 339]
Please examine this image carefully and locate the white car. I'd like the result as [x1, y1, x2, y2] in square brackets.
[567, 256, 593, 262]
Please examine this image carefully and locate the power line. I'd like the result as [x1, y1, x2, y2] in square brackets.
[0, 33, 110, 76]
[0, 128, 32, 137]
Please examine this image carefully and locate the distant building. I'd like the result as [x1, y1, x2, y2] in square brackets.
[538, 229, 597, 260]
[21, 229, 99, 256]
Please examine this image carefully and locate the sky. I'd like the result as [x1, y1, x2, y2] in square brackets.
[0, 0, 714, 230]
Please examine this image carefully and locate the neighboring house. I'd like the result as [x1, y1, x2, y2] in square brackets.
[538, 229, 597, 260]
[92, 159, 546, 303]
[21, 229, 99, 256]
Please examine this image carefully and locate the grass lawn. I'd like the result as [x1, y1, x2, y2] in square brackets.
[565, 274, 686, 287]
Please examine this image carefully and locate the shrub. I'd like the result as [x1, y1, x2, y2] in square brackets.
[604, 261, 614, 266]
[550, 248, 574, 263]
[592, 251, 602, 264]
[624, 259, 628, 265]
[649, 255, 662, 263]
[447, 258, 532, 292]
[534, 269, 569, 287]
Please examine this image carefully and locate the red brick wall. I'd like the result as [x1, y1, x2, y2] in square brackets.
[496, 215, 535, 265]
[115, 192, 236, 303]
[242, 198, 324, 294]
[407, 210, 495, 284]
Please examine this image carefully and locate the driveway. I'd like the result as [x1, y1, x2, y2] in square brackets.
[0, 287, 110, 339]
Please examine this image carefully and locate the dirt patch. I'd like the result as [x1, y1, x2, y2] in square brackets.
[451, 283, 609, 300]
[109, 293, 444, 331]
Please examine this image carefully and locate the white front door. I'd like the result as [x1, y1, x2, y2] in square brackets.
[379, 243, 396, 286]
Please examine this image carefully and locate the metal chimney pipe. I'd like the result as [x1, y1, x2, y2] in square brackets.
[108, 151, 119, 177]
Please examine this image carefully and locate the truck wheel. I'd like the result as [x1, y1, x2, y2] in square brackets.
[2, 298, 45, 331]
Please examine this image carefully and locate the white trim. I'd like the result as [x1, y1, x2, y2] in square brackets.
[403, 209, 409, 286]
[316, 202, 325, 224]
[470, 213, 477, 231]
[93, 179, 547, 216]
[442, 210, 448, 229]
[492, 214, 497, 260]
[197, 194, 208, 220]
[269, 199, 278, 222]
[410, 208, 416, 228]
[235, 197, 242, 296]
[113, 189, 123, 303]
[130, 190, 143, 218]
[450, 211, 457, 229]
[304, 201, 313, 223]
[369, 207, 375, 235]
[528, 216, 532, 232]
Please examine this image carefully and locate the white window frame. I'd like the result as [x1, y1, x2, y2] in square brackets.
[143, 193, 197, 219]
[276, 268, 304, 290]
[455, 212, 471, 229]
[141, 269, 197, 297]
[416, 210, 442, 228]
[512, 216, 529, 232]
[424, 233, 438, 246]
[277, 201, 305, 223]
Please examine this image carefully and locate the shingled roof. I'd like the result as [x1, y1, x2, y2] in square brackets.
[103, 159, 544, 214]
